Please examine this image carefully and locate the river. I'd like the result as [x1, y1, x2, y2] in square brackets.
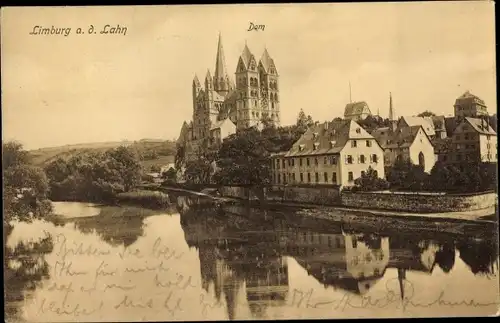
[4, 195, 500, 321]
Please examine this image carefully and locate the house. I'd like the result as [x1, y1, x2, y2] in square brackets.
[448, 117, 497, 164]
[372, 123, 436, 173]
[270, 119, 385, 187]
[429, 115, 447, 139]
[343, 101, 372, 121]
[454, 91, 489, 119]
[398, 116, 436, 138]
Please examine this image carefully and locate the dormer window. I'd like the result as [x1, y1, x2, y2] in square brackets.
[313, 143, 319, 150]
[299, 144, 305, 151]
[313, 132, 318, 139]
[329, 141, 336, 148]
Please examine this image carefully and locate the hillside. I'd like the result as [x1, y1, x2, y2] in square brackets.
[29, 139, 177, 170]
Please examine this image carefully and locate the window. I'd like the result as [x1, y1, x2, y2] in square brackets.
[351, 140, 357, 148]
[361, 171, 366, 177]
[348, 172, 354, 181]
[324, 157, 327, 165]
[314, 158, 318, 165]
[292, 173, 296, 182]
[307, 158, 310, 166]
[372, 154, 378, 163]
[456, 154, 462, 161]
[307, 173, 311, 182]
[347, 155, 353, 164]
[300, 158, 303, 166]
[324, 172, 328, 182]
[360, 155, 366, 163]
[332, 172, 337, 184]
[331, 156, 337, 165]
[315, 173, 319, 182]
[300, 173, 304, 182]
[278, 174, 281, 183]
[366, 140, 372, 147]
[313, 143, 319, 150]
[374, 170, 378, 178]
[277, 160, 280, 169]
[356, 128, 361, 134]
[282, 160, 286, 168]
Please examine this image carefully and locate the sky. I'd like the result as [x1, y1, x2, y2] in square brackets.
[1, 2, 496, 150]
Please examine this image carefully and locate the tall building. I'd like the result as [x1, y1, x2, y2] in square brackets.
[178, 34, 281, 161]
[454, 91, 489, 119]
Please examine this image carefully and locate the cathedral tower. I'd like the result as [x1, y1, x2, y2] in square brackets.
[235, 43, 260, 129]
[213, 33, 231, 95]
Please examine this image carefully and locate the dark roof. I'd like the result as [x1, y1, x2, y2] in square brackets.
[372, 125, 426, 149]
[455, 91, 486, 105]
[444, 117, 458, 137]
[464, 117, 497, 135]
[284, 120, 376, 157]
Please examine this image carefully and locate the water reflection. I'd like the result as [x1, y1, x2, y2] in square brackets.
[178, 195, 499, 319]
[3, 196, 499, 322]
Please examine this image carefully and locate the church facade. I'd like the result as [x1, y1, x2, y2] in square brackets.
[178, 34, 281, 160]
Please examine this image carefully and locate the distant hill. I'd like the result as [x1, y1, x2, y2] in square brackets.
[29, 139, 177, 169]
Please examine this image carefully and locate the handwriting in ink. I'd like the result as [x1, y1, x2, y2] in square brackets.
[53, 261, 88, 277]
[199, 293, 224, 317]
[55, 234, 111, 261]
[154, 273, 196, 290]
[163, 291, 184, 316]
[103, 283, 137, 292]
[38, 296, 103, 316]
[124, 261, 170, 273]
[151, 237, 185, 260]
[114, 295, 154, 310]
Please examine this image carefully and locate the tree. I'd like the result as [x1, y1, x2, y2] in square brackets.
[296, 109, 315, 133]
[150, 165, 161, 172]
[162, 167, 177, 183]
[3, 141, 52, 224]
[214, 127, 272, 185]
[357, 115, 392, 133]
[386, 159, 428, 190]
[174, 144, 186, 170]
[353, 166, 390, 191]
[417, 111, 436, 117]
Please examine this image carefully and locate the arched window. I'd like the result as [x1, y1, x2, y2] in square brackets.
[418, 152, 425, 169]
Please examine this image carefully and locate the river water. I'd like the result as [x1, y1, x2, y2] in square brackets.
[4, 195, 500, 321]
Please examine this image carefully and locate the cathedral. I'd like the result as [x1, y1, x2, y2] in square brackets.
[177, 33, 281, 159]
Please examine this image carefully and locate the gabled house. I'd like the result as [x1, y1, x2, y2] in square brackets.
[270, 119, 385, 187]
[343, 101, 372, 121]
[398, 116, 436, 138]
[449, 117, 497, 163]
[372, 123, 436, 173]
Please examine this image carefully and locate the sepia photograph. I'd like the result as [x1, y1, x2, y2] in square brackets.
[1, 2, 499, 321]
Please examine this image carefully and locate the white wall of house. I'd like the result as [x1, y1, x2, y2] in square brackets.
[339, 138, 385, 187]
[408, 128, 436, 173]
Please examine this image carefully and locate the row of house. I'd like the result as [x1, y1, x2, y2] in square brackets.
[271, 91, 497, 187]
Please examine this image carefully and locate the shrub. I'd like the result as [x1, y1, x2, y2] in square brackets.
[116, 190, 171, 209]
[353, 166, 390, 192]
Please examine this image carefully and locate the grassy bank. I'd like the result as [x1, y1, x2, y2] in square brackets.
[115, 190, 171, 209]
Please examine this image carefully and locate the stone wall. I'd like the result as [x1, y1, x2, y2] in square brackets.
[220, 185, 341, 205]
[341, 191, 497, 213]
[219, 185, 496, 213]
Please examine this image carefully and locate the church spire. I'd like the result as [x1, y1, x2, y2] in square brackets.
[389, 92, 395, 121]
[214, 33, 230, 94]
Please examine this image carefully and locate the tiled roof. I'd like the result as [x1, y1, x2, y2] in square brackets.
[430, 115, 446, 132]
[372, 125, 423, 149]
[344, 101, 371, 117]
[464, 117, 497, 135]
[284, 119, 374, 157]
[402, 116, 436, 137]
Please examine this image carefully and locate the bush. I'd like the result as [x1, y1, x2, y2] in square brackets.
[116, 190, 171, 209]
[353, 167, 390, 192]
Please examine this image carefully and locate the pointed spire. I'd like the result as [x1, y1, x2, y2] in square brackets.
[214, 32, 228, 81]
[260, 47, 273, 72]
[349, 81, 352, 103]
[205, 69, 212, 80]
[193, 74, 200, 87]
[389, 92, 395, 121]
[241, 42, 254, 68]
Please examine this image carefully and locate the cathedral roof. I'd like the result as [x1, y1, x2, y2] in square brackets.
[205, 69, 212, 80]
[259, 48, 274, 72]
[193, 74, 200, 86]
[214, 33, 229, 81]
